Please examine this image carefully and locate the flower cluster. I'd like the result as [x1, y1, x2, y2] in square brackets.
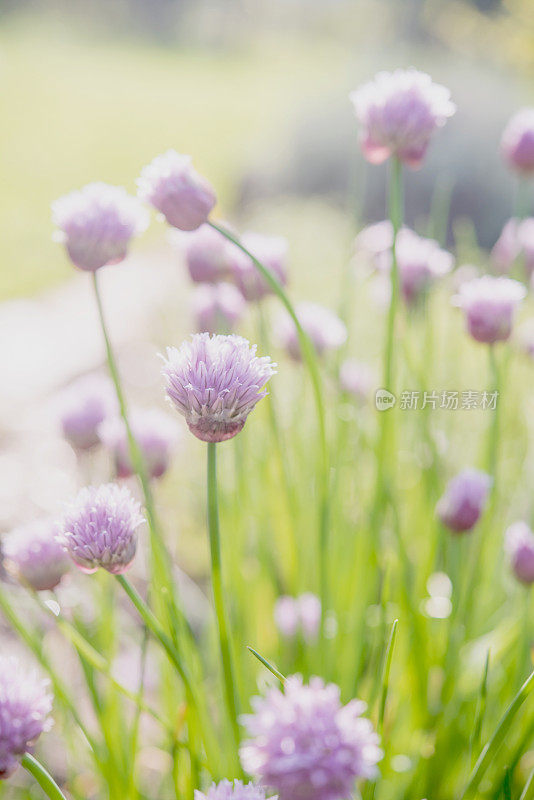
[161, 333, 276, 443]
[274, 593, 321, 641]
[192, 282, 246, 334]
[350, 68, 455, 168]
[57, 373, 117, 450]
[505, 522, 534, 585]
[277, 302, 347, 361]
[501, 108, 534, 176]
[0, 657, 53, 779]
[453, 276, 526, 344]
[436, 469, 492, 533]
[240, 675, 382, 800]
[2, 519, 70, 591]
[196, 780, 274, 800]
[52, 183, 148, 271]
[59, 483, 144, 574]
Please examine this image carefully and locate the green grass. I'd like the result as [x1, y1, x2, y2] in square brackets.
[0, 17, 349, 300]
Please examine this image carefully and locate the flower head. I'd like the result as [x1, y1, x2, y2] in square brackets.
[491, 219, 520, 274]
[59, 483, 144, 574]
[98, 408, 180, 480]
[350, 69, 455, 168]
[232, 233, 289, 302]
[162, 333, 276, 443]
[52, 183, 148, 272]
[453, 276, 526, 344]
[195, 780, 274, 800]
[240, 675, 382, 800]
[193, 282, 246, 334]
[2, 519, 70, 591]
[277, 302, 347, 361]
[339, 360, 374, 402]
[57, 374, 117, 450]
[436, 469, 492, 533]
[505, 522, 534, 585]
[179, 224, 240, 283]
[274, 594, 321, 642]
[137, 151, 216, 231]
[0, 657, 53, 779]
[501, 109, 534, 176]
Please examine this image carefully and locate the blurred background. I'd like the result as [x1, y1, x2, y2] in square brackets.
[2, 0, 534, 300]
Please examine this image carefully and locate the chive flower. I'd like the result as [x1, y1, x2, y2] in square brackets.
[195, 780, 275, 800]
[232, 233, 289, 302]
[2, 519, 70, 591]
[274, 593, 321, 642]
[339, 359, 374, 402]
[240, 675, 382, 800]
[98, 408, 180, 480]
[59, 483, 144, 574]
[501, 109, 534, 176]
[137, 150, 216, 231]
[350, 69, 455, 168]
[505, 522, 534, 585]
[57, 373, 117, 451]
[436, 469, 492, 533]
[192, 282, 246, 334]
[0, 657, 53, 779]
[277, 302, 347, 361]
[161, 333, 276, 443]
[453, 276, 526, 344]
[52, 183, 148, 271]
[179, 224, 239, 284]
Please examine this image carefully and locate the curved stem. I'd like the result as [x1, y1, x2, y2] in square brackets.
[207, 220, 330, 645]
[207, 442, 241, 758]
[21, 753, 67, 800]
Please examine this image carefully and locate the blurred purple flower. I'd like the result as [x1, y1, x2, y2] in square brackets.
[232, 233, 289, 302]
[57, 373, 117, 451]
[193, 282, 246, 334]
[491, 219, 520, 273]
[52, 183, 148, 272]
[0, 656, 53, 779]
[195, 780, 274, 800]
[2, 519, 70, 591]
[350, 69, 455, 168]
[453, 276, 526, 344]
[137, 151, 216, 231]
[278, 302, 347, 361]
[501, 109, 534, 176]
[436, 469, 492, 533]
[178, 224, 240, 284]
[339, 359, 374, 402]
[240, 675, 382, 800]
[161, 333, 276, 443]
[59, 483, 144, 574]
[98, 408, 180, 480]
[505, 522, 534, 585]
[274, 593, 321, 642]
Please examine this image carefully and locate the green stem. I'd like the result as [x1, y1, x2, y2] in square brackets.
[21, 753, 67, 800]
[460, 669, 534, 800]
[487, 345, 500, 486]
[207, 220, 330, 644]
[207, 442, 241, 756]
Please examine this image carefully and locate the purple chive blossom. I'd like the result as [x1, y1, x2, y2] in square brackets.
[518, 218, 534, 277]
[339, 359, 374, 402]
[274, 594, 321, 642]
[193, 282, 246, 334]
[178, 224, 241, 284]
[350, 69, 455, 168]
[278, 302, 347, 361]
[195, 780, 275, 800]
[505, 522, 534, 585]
[0, 657, 53, 779]
[232, 233, 289, 302]
[501, 109, 534, 176]
[137, 151, 216, 231]
[436, 469, 492, 533]
[2, 519, 70, 592]
[98, 409, 180, 480]
[161, 333, 276, 443]
[59, 483, 144, 574]
[355, 223, 452, 304]
[453, 276, 526, 344]
[52, 183, 148, 272]
[240, 675, 382, 800]
[57, 374, 118, 451]
[491, 219, 520, 274]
